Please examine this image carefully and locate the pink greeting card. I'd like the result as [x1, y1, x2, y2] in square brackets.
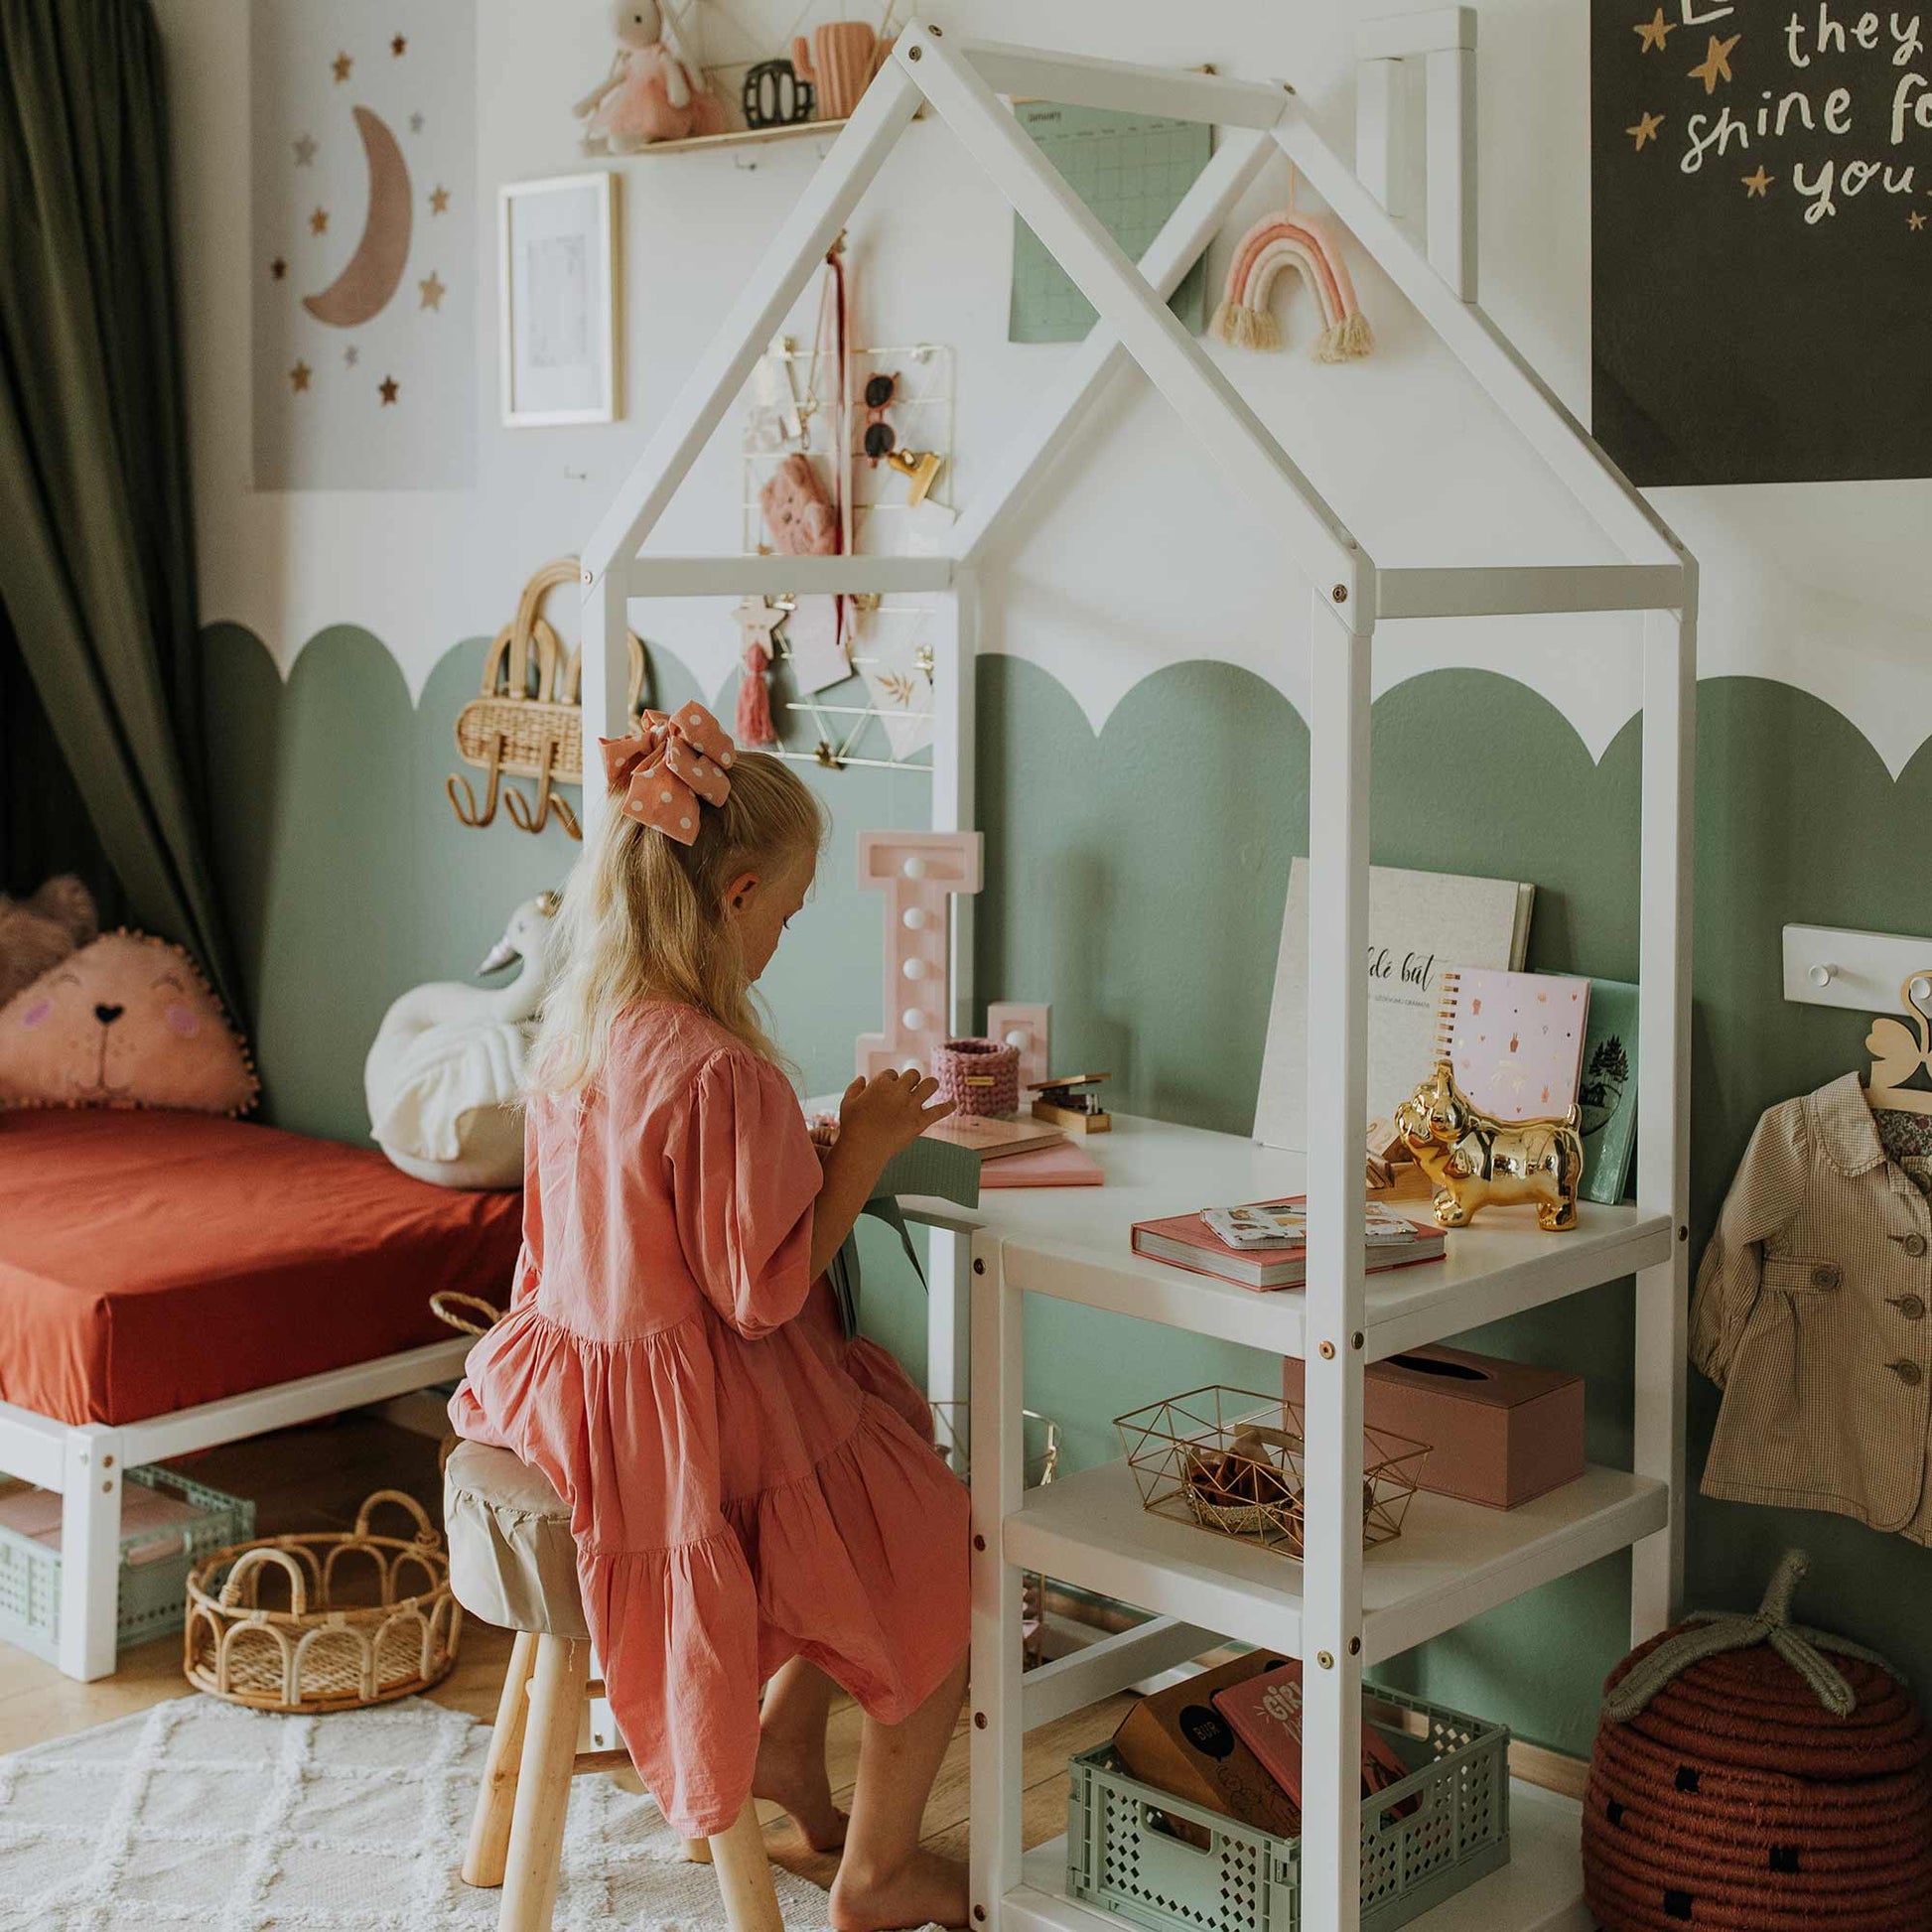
[1435, 968, 1589, 1122]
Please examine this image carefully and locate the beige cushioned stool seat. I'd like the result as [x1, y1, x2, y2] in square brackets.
[444, 1440, 589, 1641]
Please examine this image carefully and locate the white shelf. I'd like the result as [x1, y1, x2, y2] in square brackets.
[900, 1114, 1671, 1361]
[1008, 1782, 1592, 1932]
[1003, 1456, 1668, 1667]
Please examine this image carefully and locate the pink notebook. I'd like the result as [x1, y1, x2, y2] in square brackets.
[1435, 968, 1589, 1122]
[980, 1142, 1103, 1187]
[1210, 1663, 1417, 1816]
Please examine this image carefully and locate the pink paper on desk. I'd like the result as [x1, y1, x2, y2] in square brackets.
[980, 1142, 1103, 1187]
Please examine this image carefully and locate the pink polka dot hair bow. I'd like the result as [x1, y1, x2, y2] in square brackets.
[598, 702, 737, 845]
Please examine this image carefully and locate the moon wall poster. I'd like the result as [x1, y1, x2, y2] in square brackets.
[251, 0, 476, 488]
[1593, 0, 1932, 484]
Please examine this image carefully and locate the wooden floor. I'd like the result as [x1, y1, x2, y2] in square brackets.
[0, 1416, 1124, 1891]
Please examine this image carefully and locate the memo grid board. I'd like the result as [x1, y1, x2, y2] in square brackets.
[1009, 101, 1212, 343]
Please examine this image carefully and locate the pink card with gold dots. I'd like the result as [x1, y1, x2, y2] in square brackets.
[1435, 968, 1590, 1122]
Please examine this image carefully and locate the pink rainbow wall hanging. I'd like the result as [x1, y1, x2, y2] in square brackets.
[1210, 209, 1373, 363]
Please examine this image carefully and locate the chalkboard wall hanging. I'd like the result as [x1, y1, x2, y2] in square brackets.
[1593, 0, 1932, 483]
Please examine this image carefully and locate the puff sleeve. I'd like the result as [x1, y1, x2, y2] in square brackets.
[1688, 1098, 1808, 1386]
[668, 1047, 822, 1339]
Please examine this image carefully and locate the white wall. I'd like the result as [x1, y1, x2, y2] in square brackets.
[160, 0, 1932, 772]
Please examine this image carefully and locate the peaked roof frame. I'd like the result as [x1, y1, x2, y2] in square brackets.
[583, 20, 1694, 636]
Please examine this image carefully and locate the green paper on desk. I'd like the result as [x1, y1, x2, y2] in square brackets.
[825, 1132, 982, 1341]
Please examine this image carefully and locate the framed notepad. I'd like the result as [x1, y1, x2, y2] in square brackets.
[1437, 967, 1589, 1122]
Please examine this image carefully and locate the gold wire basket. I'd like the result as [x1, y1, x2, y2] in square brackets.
[1116, 1387, 1429, 1559]
[184, 1490, 461, 1713]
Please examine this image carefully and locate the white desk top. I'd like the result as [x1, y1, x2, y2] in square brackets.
[897, 1113, 1670, 1362]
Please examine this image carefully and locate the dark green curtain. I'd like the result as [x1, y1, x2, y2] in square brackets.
[0, 0, 237, 1013]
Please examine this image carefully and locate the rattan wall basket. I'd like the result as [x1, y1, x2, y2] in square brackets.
[184, 1490, 462, 1713]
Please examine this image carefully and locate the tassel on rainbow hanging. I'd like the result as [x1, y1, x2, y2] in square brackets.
[1211, 208, 1373, 363]
[732, 594, 782, 749]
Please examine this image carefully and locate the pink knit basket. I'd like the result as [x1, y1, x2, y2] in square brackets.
[933, 1037, 1021, 1117]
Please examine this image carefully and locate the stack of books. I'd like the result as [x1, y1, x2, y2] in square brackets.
[1130, 1194, 1445, 1290]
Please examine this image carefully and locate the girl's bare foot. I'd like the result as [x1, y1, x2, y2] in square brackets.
[829, 1846, 969, 1932]
[753, 1729, 847, 1853]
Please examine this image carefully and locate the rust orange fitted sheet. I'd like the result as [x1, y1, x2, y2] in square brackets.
[0, 1109, 521, 1427]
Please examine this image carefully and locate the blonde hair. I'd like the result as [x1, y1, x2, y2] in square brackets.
[529, 751, 825, 1096]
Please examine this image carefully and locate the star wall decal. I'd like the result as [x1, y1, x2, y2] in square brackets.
[409, 111, 425, 133]
[391, 33, 407, 56]
[1627, 111, 1665, 150]
[429, 184, 450, 214]
[1634, 8, 1675, 52]
[1741, 166, 1772, 197]
[292, 133, 317, 166]
[270, 256, 287, 281]
[1690, 33, 1740, 93]
[290, 360, 312, 393]
[309, 206, 330, 235]
[344, 345, 359, 365]
[332, 51, 351, 83]
[378, 374, 399, 405]
[419, 270, 447, 310]
[1913, 209, 1928, 230]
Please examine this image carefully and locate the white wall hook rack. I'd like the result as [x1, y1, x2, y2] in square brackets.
[1783, 924, 1932, 1014]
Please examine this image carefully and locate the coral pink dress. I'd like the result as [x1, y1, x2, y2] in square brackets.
[450, 1002, 969, 1836]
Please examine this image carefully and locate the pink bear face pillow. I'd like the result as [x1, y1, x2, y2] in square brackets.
[0, 930, 259, 1116]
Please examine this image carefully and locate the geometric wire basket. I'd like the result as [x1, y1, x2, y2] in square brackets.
[184, 1489, 461, 1714]
[1116, 1387, 1429, 1560]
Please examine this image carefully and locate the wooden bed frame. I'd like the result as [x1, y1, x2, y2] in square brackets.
[0, 1336, 473, 1681]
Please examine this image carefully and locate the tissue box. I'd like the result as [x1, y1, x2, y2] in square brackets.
[1284, 1343, 1583, 1510]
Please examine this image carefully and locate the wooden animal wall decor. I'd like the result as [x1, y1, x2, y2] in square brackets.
[448, 558, 648, 840]
[856, 831, 983, 1080]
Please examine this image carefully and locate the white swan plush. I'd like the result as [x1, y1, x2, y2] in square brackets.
[364, 892, 561, 1189]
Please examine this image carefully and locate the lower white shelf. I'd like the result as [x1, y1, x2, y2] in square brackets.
[1004, 1457, 1668, 1667]
[1004, 1781, 1592, 1932]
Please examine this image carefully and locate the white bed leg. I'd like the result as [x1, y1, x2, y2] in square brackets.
[58, 1425, 124, 1681]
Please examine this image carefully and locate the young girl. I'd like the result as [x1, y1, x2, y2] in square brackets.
[452, 702, 971, 1932]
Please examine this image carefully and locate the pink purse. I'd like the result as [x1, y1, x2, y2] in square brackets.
[759, 453, 837, 556]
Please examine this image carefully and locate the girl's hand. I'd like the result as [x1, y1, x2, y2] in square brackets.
[837, 1069, 954, 1161]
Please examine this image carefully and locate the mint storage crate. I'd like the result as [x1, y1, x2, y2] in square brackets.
[0, 1464, 254, 1663]
[1066, 1686, 1510, 1932]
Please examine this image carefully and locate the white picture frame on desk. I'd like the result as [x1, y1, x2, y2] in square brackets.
[498, 171, 621, 426]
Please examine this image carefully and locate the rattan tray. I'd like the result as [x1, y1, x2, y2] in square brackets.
[184, 1490, 461, 1713]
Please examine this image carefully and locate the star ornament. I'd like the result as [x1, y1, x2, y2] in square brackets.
[1741, 165, 1772, 197]
[378, 374, 400, 406]
[418, 270, 447, 310]
[1634, 7, 1675, 52]
[1627, 111, 1665, 150]
[733, 595, 788, 653]
[429, 185, 451, 214]
[292, 133, 317, 167]
[1690, 32, 1741, 93]
[289, 360, 312, 393]
[331, 51, 351, 83]
[310, 206, 330, 236]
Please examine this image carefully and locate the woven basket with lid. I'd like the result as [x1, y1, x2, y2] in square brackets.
[1584, 1550, 1932, 1930]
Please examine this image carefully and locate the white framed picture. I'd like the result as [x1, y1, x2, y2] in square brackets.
[498, 171, 621, 426]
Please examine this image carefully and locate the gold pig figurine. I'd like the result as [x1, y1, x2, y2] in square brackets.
[1393, 1060, 1584, 1231]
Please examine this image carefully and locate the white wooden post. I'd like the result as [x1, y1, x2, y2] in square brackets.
[968, 1230, 1025, 1930]
[57, 1424, 123, 1681]
[927, 575, 979, 1415]
[578, 569, 634, 846]
[1300, 587, 1372, 1932]
[1424, 28, 1478, 298]
[1632, 590, 1696, 1639]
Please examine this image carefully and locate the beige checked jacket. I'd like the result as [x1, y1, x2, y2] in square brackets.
[1690, 1072, 1932, 1545]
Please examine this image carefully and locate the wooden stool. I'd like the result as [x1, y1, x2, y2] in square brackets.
[445, 1440, 784, 1932]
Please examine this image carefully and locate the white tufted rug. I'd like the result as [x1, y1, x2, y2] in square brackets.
[0, 1695, 844, 1930]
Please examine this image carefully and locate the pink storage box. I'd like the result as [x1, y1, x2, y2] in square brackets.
[1284, 1342, 1584, 1509]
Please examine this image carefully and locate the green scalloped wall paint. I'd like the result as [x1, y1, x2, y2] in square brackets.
[198, 623, 1932, 1756]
